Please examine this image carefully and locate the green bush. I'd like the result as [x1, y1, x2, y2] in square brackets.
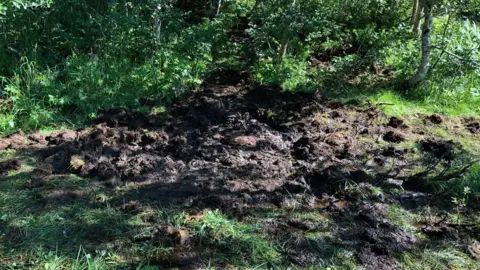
[1, 0, 480, 134]
[254, 56, 312, 90]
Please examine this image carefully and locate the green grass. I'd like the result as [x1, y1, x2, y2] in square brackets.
[399, 249, 479, 270]
[0, 151, 282, 268]
[0, 154, 356, 269]
[368, 90, 480, 117]
[187, 209, 282, 267]
[325, 86, 480, 119]
[0, 152, 132, 268]
[2, 146, 480, 269]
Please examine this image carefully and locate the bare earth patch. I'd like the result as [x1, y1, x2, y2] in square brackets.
[1, 75, 480, 268]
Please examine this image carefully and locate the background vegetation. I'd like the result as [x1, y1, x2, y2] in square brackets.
[0, 0, 479, 134]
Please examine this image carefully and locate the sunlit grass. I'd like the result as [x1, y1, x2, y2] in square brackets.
[399, 248, 480, 270]
[187, 209, 282, 267]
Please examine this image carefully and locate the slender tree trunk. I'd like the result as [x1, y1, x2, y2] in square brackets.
[408, 0, 434, 87]
[216, 0, 222, 16]
[252, 0, 272, 50]
[278, 38, 288, 63]
[277, 0, 296, 63]
[411, 0, 422, 34]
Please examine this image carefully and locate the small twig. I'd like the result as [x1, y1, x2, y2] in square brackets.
[375, 102, 395, 106]
[437, 162, 452, 178]
[431, 160, 480, 199]
[432, 189, 449, 198]
[433, 214, 448, 226]
[362, 154, 376, 166]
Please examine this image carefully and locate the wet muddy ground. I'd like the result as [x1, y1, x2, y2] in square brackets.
[1, 74, 480, 269]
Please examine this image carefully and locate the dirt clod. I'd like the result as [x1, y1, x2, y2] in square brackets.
[0, 159, 21, 175]
[120, 200, 142, 214]
[287, 219, 317, 231]
[387, 117, 408, 129]
[420, 138, 455, 160]
[161, 226, 190, 246]
[383, 130, 406, 143]
[467, 122, 480, 134]
[234, 136, 258, 147]
[357, 248, 399, 270]
[46, 190, 85, 204]
[425, 114, 444, 125]
[46, 130, 78, 145]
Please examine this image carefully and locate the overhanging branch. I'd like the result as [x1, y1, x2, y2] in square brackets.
[431, 45, 480, 67]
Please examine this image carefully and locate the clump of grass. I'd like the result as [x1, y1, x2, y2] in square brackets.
[0, 149, 17, 161]
[399, 249, 479, 270]
[187, 209, 281, 267]
[387, 204, 421, 234]
[454, 164, 480, 202]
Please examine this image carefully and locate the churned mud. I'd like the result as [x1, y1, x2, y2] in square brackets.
[1, 72, 480, 268]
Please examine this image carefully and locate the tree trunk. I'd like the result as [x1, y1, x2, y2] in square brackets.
[411, 0, 422, 34]
[277, 0, 296, 63]
[278, 39, 288, 63]
[216, 0, 222, 16]
[408, 0, 434, 87]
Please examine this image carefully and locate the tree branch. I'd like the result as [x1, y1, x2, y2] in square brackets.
[430, 6, 455, 71]
[431, 45, 480, 66]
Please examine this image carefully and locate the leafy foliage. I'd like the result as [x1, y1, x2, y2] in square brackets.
[0, 0, 479, 133]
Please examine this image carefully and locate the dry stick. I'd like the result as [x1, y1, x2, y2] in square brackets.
[437, 162, 452, 179]
[6, 46, 21, 57]
[433, 214, 448, 226]
[374, 162, 408, 186]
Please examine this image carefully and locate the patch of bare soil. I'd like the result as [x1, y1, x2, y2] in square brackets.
[467, 122, 480, 134]
[424, 114, 444, 125]
[0, 71, 477, 268]
[462, 117, 480, 134]
[0, 159, 21, 175]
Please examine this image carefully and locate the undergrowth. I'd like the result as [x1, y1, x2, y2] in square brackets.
[1, 2, 479, 134]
